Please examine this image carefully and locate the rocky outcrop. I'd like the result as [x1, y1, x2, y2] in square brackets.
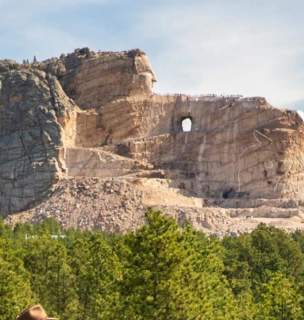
[5, 177, 304, 236]
[122, 95, 304, 200]
[0, 49, 155, 215]
[0, 65, 75, 214]
[2, 48, 304, 234]
[40, 48, 156, 109]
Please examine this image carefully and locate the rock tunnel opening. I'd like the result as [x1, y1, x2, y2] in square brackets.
[222, 187, 249, 199]
[181, 117, 192, 132]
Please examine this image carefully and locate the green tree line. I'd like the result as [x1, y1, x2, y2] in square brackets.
[1, 210, 304, 319]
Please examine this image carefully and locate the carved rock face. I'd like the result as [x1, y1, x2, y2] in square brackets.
[40, 49, 156, 109]
[1, 48, 304, 235]
[132, 53, 156, 95]
[0, 49, 158, 215]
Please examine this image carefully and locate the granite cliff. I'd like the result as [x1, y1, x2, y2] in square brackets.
[2, 48, 304, 234]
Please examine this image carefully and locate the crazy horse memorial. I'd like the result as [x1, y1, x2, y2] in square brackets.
[1, 48, 304, 235]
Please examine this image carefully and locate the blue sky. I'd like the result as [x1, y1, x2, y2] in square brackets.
[0, 0, 303, 108]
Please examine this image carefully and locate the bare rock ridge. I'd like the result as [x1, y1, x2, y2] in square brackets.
[2, 48, 304, 234]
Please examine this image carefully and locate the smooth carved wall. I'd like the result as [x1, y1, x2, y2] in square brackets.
[67, 88, 304, 201]
[116, 96, 304, 200]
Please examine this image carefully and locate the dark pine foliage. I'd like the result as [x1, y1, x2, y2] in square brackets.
[1, 213, 304, 319]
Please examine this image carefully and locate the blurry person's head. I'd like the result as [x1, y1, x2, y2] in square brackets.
[16, 305, 58, 320]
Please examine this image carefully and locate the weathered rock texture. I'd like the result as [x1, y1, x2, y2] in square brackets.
[2, 48, 304, 234]
[0, 65, 74, 213]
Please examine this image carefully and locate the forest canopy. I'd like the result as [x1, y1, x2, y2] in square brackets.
[1, 210, 304, 320]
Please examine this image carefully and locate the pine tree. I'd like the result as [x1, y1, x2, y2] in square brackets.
[117, 210, 238, 320]
[180, 226, 239, 320]
[256, 273, 303, 320]
[69, 232, 122, 320]
[0, 239, 33, 320]
[22, 235, 78, 320]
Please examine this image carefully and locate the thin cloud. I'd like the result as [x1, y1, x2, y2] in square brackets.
[0, 0, 303, 107]
[0, 0, 108, 9]
[0, 0, 108, 60]
[138, 1, 304, 106]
